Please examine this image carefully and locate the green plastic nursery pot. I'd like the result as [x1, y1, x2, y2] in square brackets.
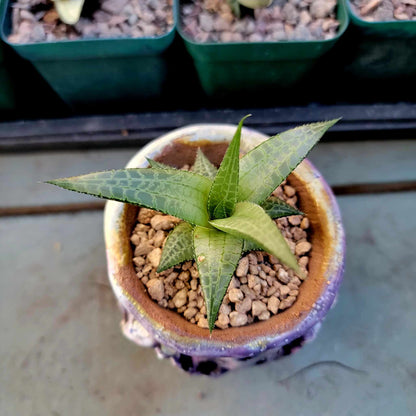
[176, 0, 349, 97]
[344, 0, 416, 79]
[0, 1, 15, 111]
[0, 0, 176, 110]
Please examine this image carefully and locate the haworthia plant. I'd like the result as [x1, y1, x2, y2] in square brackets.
[47, 116, 338, 332]
[54, 0, 85, 25]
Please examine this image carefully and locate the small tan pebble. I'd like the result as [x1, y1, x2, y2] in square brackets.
[299, 256, 309, 268]
[228, 287, 244, 303]
[150, 215, 176, 231]
[138, 208, 157, 224]
[190, 279, 198, 291]
[130, 234, 141, 245]
[267, 296, 280, 314]
[279, 285, 291, 298]
[286, 197, 297, 206]
[141, 275, 148, 284]
[188, 301, 197, 308]
[259, 270, 267, 280]
[179, 271, 190, 281]
[158, 299, 168, 308]
[166, 272, 178, 282]
[216, 313, 230, 329]
[195, 312, 204, 322]
[290, 276, 302, 286]
[182, 261, 192, 270]
[136, 271, 143, 278]
[269, 255, 279, 265]
[133, 256, 146, 267]
[135, 224, 150, 232]
[148, 228, 155, 239]
[253, 283, 262, 295]
[219, 303, 231, 315]
[197, 317, 209, 329]
[235, 297, 252, 314]
[229, 311, 248, 327]
[289, 289, 299, 296]
[288, 282, 299, 290]
[288, 215, 302, 226]
[258, 310, 271, 321]
[146, 279, 164, 301]
[177, 306, 186, 313]
[248, 274, 260, 289]
[197, 296, 205, 309]
[252, 300, 267, 317]
[277, 268, 290, 284]
[168, 300, 175, 309]
[184, 307, 198, 320]
[255, 252, 264, 263]
[241, 285, 256, 300]
[173, 288, 188, 308]
[236, 256, 249, 277]
[152, 230, 166, 248]
[266, 275, 275, 287]
[240, 276, 248, 284]
[147, 248, 162, 268]
[134, 242, 154, 256]
[296, 241, 312, 256]
[300, 217, 310, 229]
[247, 253, 257, 264]
[200, 305, 207, 315]
[190, 266, 199, 278]
[279, 296, 297, 310]
[260, 264, 272, 274]
[249, 264, 259, 275]
[292, 227, 306, 241]
[284, 185, 296, 197]
[142, 264, 153, 275]
[229, 276, 241, 289]
[175, 280, 185, 289]
[267, 286, 278, 297]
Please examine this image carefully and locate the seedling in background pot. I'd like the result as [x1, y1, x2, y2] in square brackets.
[47, 116, 338, 332]
[53, 0, 85, 25]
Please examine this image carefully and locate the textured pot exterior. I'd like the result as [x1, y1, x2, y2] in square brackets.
[104, 124, 345, 375]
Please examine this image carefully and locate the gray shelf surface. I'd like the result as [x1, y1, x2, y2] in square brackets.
[1, 137, 415, 415]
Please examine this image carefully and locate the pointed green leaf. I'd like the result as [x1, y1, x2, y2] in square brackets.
[157, 222, 194, 272]
[191, 148, 218, 179]
[47, 169, 212, 226]
[261, 196, 303, 219]
[238, 119, 339, 204]
[193, 226, 243, 332]
[146, 158, 171, 170]
[210, 201, 300, 274]
[54, 0, 85, 25]
[243, 239, 262, 252]
[208, 115, 250, 219]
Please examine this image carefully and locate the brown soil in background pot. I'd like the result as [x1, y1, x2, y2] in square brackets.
[181, 0, 340, 42]
[351, 0, 415, 21]
[8, 0, 173, 43]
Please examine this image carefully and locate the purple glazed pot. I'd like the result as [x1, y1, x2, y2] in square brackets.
[104, 124, 345, 376]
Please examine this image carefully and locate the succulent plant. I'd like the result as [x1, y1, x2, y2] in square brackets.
[227, 0, 273, 18]
[47, 116, 338, 331]
[53, 0, 85, 25]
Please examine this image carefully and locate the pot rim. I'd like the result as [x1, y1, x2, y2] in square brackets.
[104, 123, 345, 357]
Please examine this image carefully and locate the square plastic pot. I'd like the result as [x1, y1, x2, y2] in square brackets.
[176, 0, 349, 97]
[344, 0, 416, 79]
[0, 0, 176, 111]
[0, 1, 15, 111]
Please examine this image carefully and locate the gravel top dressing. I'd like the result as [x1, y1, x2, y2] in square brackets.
[350, 0, 415, 21]
[182, 0, 340, 42]
[131, 178, 311, 330]
[8, 0, 173, 43]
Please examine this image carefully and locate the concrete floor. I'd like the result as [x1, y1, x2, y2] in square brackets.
[1, 140, 415, 415]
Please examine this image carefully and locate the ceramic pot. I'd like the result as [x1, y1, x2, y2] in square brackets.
[104, 124, 345, 375]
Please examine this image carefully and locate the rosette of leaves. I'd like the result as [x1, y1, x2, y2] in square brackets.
[47, 116, 338, 331]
